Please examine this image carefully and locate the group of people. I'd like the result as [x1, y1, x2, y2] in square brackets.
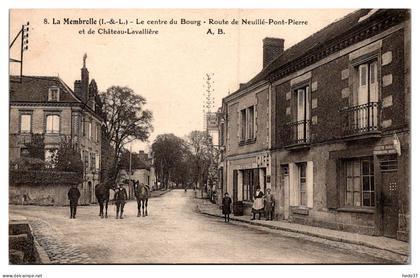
[67, 183, 128, 219]
[221, 186, 275, 222]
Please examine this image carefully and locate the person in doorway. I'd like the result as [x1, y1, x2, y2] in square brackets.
[251, 186, 264, 220]
[114, 184, 128, 219]
[264, 188, 275, 221]
[68, 183, 81, 219]
[221, 192, 232, 222]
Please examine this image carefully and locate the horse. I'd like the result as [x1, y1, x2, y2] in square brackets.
[134, 181, 150, 217]
[95, 182, 114, 218]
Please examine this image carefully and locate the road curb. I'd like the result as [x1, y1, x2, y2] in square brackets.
[197, 207, 409, 263]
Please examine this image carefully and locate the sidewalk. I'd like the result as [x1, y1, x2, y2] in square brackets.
[196, 199, 409, 264]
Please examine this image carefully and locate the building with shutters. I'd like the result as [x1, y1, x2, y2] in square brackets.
[9, 55, 103, 204]
[219, 9, 410, 241]
[218, 38, 282, 215]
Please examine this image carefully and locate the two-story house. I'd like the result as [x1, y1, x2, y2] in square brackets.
[219, 38, 284, 214]
[219, 9, 410, 241]
[9, 55, 103, 204]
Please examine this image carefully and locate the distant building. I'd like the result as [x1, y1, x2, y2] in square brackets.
[220, 9, 410, 241]
[9, 56, 103, 204]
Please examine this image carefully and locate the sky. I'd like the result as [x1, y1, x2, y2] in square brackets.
[10, 9, 354, 152]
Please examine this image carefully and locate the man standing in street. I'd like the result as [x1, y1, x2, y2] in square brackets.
[115, 184, 128, 219]
[264, 188, 275, 221]
[68, 183, 81, 219]
[221, 192, 232, 222]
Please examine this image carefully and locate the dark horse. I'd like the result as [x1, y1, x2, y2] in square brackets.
[95, 182, 114, 218]
[134, 181, 150, 217]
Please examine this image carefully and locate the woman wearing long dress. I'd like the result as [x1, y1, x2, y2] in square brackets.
[251, 186, 264, 220]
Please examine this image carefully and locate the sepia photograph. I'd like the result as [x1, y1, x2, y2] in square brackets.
[6, 7, 412, 268]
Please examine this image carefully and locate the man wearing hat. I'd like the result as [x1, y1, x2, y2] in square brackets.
[264, 188, 275, 221]
[67, 183, 81, 219]
[114, 184, 128, 219]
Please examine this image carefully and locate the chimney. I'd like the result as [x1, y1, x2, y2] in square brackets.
[239, 83, 247, 89]
[80, 54, 89, 103]
[263, 37, 284, 68]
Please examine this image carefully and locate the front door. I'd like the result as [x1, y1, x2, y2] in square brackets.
[382, 171, 399, 238]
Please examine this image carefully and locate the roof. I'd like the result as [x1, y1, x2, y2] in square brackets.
[227, 9, 409, 100]
[10, 75, 81, 103]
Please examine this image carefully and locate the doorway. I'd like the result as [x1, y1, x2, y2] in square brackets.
[380, 156, 399, 238]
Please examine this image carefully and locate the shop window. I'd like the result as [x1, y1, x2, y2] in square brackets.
[344, 157, 375, 207]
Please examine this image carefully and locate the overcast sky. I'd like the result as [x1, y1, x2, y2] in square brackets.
[10, 9, 354, 152]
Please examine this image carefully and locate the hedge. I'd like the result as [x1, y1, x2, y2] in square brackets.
[10, 170, 82, 186]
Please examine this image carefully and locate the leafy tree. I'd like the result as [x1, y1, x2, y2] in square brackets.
[52, 136, 83, 175]
[186, 130, 217, 197]
[100, 86, 153, 182]
[24, 133, 45, 160]
[152, 134, 187, 189]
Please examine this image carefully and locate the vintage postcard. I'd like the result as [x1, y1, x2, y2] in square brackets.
[7, 8, 411, 267]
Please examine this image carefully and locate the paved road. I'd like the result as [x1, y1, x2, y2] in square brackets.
[10, 190, 388, 264]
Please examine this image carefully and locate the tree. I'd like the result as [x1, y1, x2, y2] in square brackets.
[186, 130, 215, 197]
[151, 134, 187, 189]
[100, 86, 153, 182]
[52, 136, 83, 175]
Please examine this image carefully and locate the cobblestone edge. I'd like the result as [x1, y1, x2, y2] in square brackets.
[197, 206, 409, 264]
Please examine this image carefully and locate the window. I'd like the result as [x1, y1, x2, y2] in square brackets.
[46, 115, 60, 134]
[240, 106, 256, 143]
[294, 85, 310, 143]
[240, 109, 246, 141]
[20, 114, 31, 133]
[298, 163, 307, 206]
[90, 153, 96, 171]
[290, 161, 313, 208]
[352, 60, 379, 130]
[242, 169, 255, 201]
[83, 150, 89, 170]
[96, 124, 101, 142]
[72, 115, 80, 137]
[88, 122, 92, 140]
[48, 87, 60, 101]
[344, 157, 375, 207]
[95, 153, 100, 170]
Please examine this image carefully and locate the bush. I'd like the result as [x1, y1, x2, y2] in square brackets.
[10, 170, 82, 186]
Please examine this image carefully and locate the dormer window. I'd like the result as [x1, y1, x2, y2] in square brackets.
[48, 87, 60, 102]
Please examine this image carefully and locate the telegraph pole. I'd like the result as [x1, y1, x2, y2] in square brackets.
[202, 73, 215, 132]
[10, 22, 30, 82]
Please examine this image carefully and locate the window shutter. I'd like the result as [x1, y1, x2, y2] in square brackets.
[237, 110, 240, 140]
[326, 159, 338, 209]
[233, 170, 238, 202]
[306, 161, 314, 208]
[254, 105, 257, 139]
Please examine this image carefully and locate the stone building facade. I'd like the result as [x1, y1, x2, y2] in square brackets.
[9, 56, 103, 205]
[219, 9, 410, 241]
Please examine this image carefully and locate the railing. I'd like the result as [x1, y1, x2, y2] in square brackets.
[285, 119, 311, 146]
[340, 102, 379, 137]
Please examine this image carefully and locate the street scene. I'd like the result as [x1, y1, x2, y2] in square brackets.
[8, 9, 410, 265]
[10, 190, 394, 264]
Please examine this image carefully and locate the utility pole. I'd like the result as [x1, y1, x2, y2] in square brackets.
[202, 73, 215, 132]
[10, 22, 30, 82]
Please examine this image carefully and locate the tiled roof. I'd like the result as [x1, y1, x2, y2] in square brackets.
[228, 9, 408, 98]
[10, 75, 81, 103]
